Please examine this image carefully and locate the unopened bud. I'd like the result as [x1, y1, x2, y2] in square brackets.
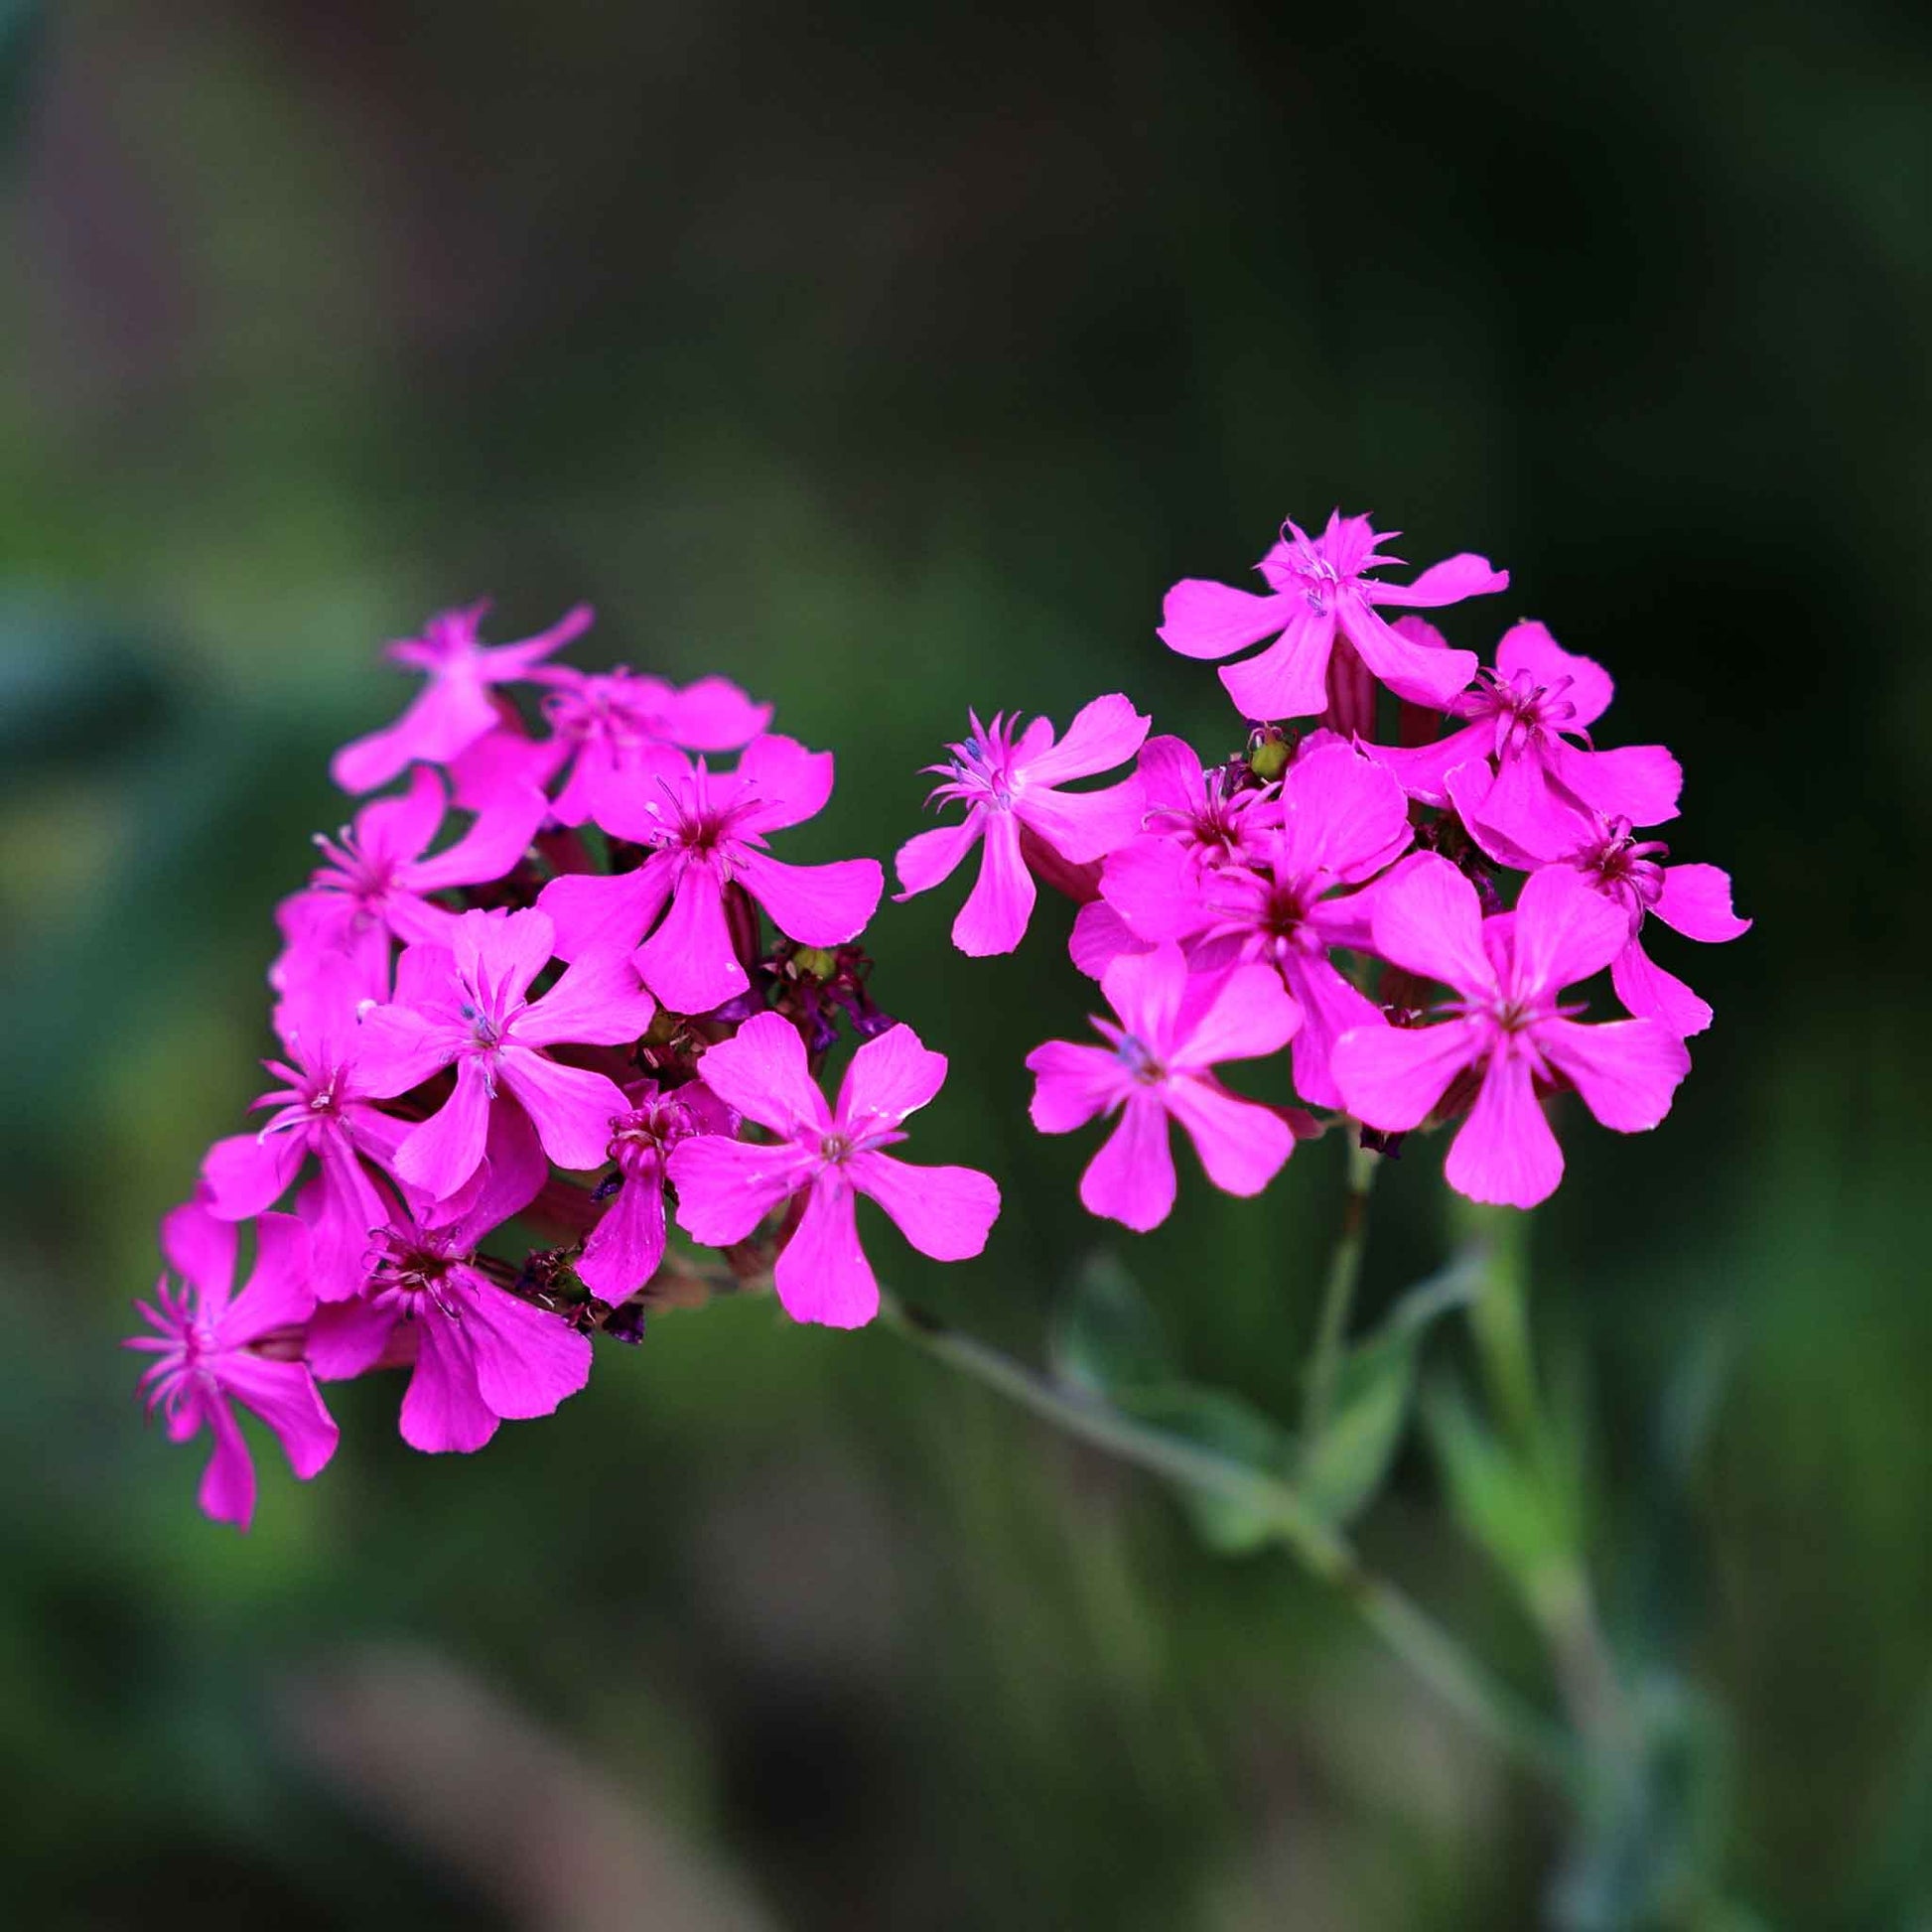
[1247, 733, 1292, 783]
[790, 945, 840, 981]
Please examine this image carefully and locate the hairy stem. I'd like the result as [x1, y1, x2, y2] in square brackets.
[1303, 1136, 1380, 1440]
[875, 1289, 1576, 1786]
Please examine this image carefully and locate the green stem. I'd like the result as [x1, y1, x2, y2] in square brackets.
[1304, 1137, 1380, 1439]
[876, 1289, 1575, 1786]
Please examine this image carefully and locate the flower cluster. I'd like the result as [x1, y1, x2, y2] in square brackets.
[134, 605, 999, 1526]
[899, 510, 1746, 1231]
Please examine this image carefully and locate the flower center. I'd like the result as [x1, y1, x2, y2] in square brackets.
[1114, 1034, 1166, 1083]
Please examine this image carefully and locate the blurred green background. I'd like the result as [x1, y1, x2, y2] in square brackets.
[2, 1, 1929, 1924]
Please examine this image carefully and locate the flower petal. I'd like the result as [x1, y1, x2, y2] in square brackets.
[1159, 581, 1296, 661]
[838, 1023, 949, 1131]
[395, 1056, 495, 1199]
[849, 1151, 1000, 1261]
[1173, 961, 1301, 1070]
[635, 862, 747, 1014]
[1510, 865, 1635, 998]
[512, 948, 656, 1047]
[1364, 552, 1509, 612]
[1026, 1039, 1131, 1133]
[464, 1283, 594, 1421]
[1340, 597, 1479, 708]
[692, 1010, 831, 1137]
[1444, 1051, 1564, 1208]
[216, 1353, 339, 1480]
[1078, 1092, 1176, 1231]
[1219, 606, 1336, 721]
[773, 1175, 879, 1328]
[1018, 694, 1150, 787]
[1331, 1019, 1480, 1132]
[496, 1051, 630, 1172]
[1016, 774, 1147, 866]
[668, 1135, 815, 1246]
[1163, 1077, 1293, 1197]
[400, 1314, 500, 1453]
[160, 1197, 237, 1310]
[578, 1169, 669, 1303]
[1611, 936, 1714, 1037]
[736, 850, 884, 946]
[1493, 621, 1614, 728]
[1535, 1016, 1691, 1131]
[895, 817, 984, 898]
[952, 811, 1036, 956]
[1653, 863, 1750, 943]
[537, 855, 677, 964]
[1368, 852, 1495, 998]
[197, 1401, 258, 1528]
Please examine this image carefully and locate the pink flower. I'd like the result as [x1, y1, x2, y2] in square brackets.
[332, 600, 594, 794]
[532, 665, 773, 827]
[356, 906, 655, 1200]
[274, 765, 548, 1004]
[1094, 743, 1412, 1107]
[201, 986, 411, 1300]
[1025, 941, 1303, 1231]
[305, 1119, 589, 1453]
[578, 1079, 738, 1304]
[667, 1014, 1001, 1329]
[1330, 855, 1693, 1208]
[1135, 733, 1283, 867]
[126, 1200, 338, 1529]
[1160, 511, 1505, 722]
[895, 697, 1150, 957]
[1565, 817, 1751, 1037]
[536, 735, 884, 1016]
[1370, 621, 1682, 864]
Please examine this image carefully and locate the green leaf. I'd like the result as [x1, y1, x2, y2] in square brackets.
[1116, 1384, 1295, 1556]
[1048, 1250, 1172, 1399]
[1422, 1373, 1570, 1591]
[1300, 1256, 1482, 1526]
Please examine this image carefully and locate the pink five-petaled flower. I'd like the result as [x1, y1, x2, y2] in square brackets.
[1100, 743, 1415, 1110]
[1330, 855, 1694, 1209]
[126, 1200, 337, 1529]
[201, 984, 411, 1301]
[895, 696, 1150, 957]
[304, 1119, 589, 1453]
[1565, 816, 1751, 1037]
[331, 600, 594, 795]
[1026, 941, 1303, 1232]
[1370, 620, 1683, 865]
[356, 906, 656, 1201]
[666, 1013, 1001, 1329]
[531, 664, 774, 828]
[536, 734, 884, 1016]
[273, 764, 549, 1005]
[578, 1079, 739, 1304]
[1159, 511, 1506, 723]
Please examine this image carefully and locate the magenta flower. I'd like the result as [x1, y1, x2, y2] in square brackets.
[305, 1121, 589, 1453]
[1136, 733, 1283, 867]
[1331, 855, 1693, 1208]
[1160, 511, 1505, 722]
[533, 665, 773, 827]
[895, 697, 1150, 957]
[274, 765, 548, 1004]
[1096, 743, 1412, 1108]
[578, 1078, 738, 1304]
[1565, 817, 1751, 1037]
[331, 600, 594, 795]
[1026, 942, 1303, 1231]
[201, 986, 411, 1300]
[126, 1200, 338, 1529]
[536, 735, 884, 1016]
[356, 906, 656, 1200]
[1371, 621, 1682, 865]
[667, 1014, 1001, 1329]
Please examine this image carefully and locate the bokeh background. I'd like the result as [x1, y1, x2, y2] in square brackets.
[3, 1, 1929, 1924]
